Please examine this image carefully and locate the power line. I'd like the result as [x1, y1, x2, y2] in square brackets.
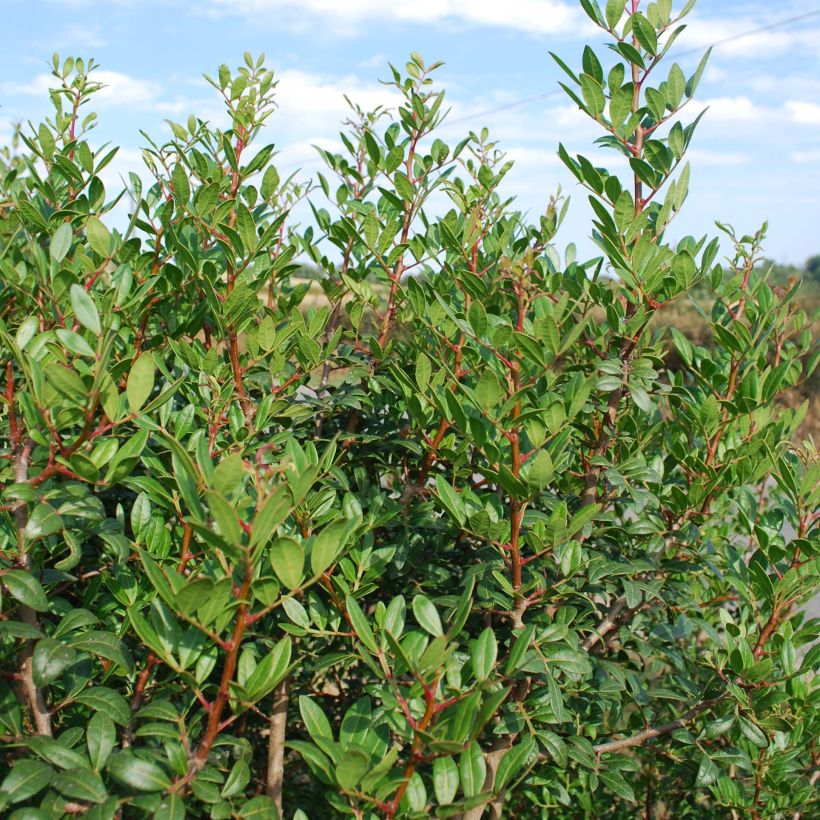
[447, 7, 820, 126]
[448, 90, 562, 125]
[674, 7, 820, 57]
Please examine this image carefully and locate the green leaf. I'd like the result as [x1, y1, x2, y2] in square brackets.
[67, 630, 134, 673]
[580, 74, 605, 117]
[433, 757, 459, 805]
[415, 352, 432, 390]
[567, 503, 600, 537]
[0, 759, 53, 805]
[686, 48, 711, 98]
[176, 577, 215, 615]
[495, 736, 535, 790]
[14, 316, 38, 351]
[695, 754, 719, 787]
[631, 14, 658, 55]
[703, 714, 734, 739]
[251, 485, 292, 550]
[540, 732, 568, 767]
[280, 599, 312, 635]
[163, 437, 205, 520]
[206, 490, 242, 545]
[24, 503, 63, 541]
[336, 746, 369, 790]
[171, 163, 190, 204]
[56, 328, 96, 358]
[394, 171, 414, 202]
[238, 795, 279, 818]
[87, 712, 116, 770]
[126, 352, 155, 412]
[50, 222, 73, 263]
[53, 769, 108, 804]
[0, 621, 43, 639]
[260, 166, 280, 199]
[605, 0, 625, 28]
[86, 216, 112, 257]
[364, 130, 380, 163]
[311, 519, 356, 577]
[136, 549, 176, 607]
[505, 624, 535, 673]
[739, 716, 769, 748]
[244, 637, 292, 702]
[629, 157, 657, 188]
[222, 759, 251, 798]
[600, 769, 636, 801]
[154, 794, 186, 820]
[32, 638, 75, 685]
[269, 537, 304, 589]
[46, 361, 86, 402]
[107, 752, 171, 792]
[578, 0, 603, 24]
[474, 369, 504, 410]
[472, 627, 498, 681]
[74, 688, 131, 726]
[447, 577, 475, 640]
[54, 607, 100, 638]
[526, 450, 554, 490]
[412, 595, 443, 637]
[667, 63, 686, 107]
[26, 736, 88, 770]
[459, 742, 486, 797]
[213, 452, 244, 496]
[299, 696, 334, 746]
[629, 384, 651, 412]
[70, 284, 101, 335]
[435, 476, 466, 526]
[404, 771, 427, 812]
[345, 595, 379, 653]
[3, 570, 48, 612]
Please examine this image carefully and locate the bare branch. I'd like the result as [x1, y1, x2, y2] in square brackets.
[266, 677, 290, 815]
[593, 694, 727, 755]
[583, 598, 628, 651]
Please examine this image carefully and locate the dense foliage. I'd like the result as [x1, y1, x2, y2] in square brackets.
[1, 1, 818, 817]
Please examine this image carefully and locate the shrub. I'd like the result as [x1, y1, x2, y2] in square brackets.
[1, 1, 818, 818]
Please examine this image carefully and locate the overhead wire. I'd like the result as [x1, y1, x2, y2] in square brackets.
[447, 7, 820, 125]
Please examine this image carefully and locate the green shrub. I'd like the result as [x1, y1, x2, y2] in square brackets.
[1, 2, 818, 818]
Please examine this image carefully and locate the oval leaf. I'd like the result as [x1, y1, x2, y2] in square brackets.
[127, 352, 155, 412]
[70, 284, 101, 335]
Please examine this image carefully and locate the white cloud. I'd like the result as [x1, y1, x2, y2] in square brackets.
[97, 146, 148, 193]
[791, 150, 820, 164]
[785, 100, 820, 125]
[94, 70, 162, 106]
[681, 13, 820, 58]
[505, 146, 562, 167]
[6, 70, 162, 108]
[691, 95, 770, 123]
[688, 96, 820, 129]
[686, 148, 749, 167]
[357, 53, 391, 70]
[746, 73, 820, 101]
[275, 69, 400, 119]
[45, 0, 148, 7]
[59, 24, 107, 49]
[4, 69, 216, 120]
[276, 137, 341, 173]
[204, 0, 580, 35]
[11, 65, 400, 121]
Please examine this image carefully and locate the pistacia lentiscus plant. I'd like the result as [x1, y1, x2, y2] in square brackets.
[1, 1, 818, 818]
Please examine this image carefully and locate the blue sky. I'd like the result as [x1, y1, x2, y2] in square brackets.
[2, 0, 820, 264]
